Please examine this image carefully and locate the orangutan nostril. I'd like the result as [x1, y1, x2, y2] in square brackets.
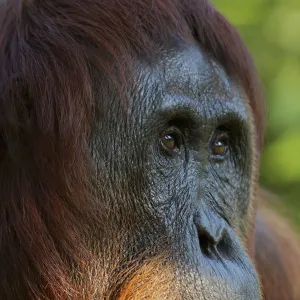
[197, 228, 215, 256]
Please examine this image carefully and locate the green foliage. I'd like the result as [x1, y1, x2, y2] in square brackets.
[212, 0, 300, 226]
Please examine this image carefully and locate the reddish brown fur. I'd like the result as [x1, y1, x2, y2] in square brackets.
[255, 190, 300, 300]
[0, 0, 298, 299]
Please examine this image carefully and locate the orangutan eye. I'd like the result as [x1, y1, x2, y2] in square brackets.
[160, 127, 183, 154]
[211, 132, 229, 157]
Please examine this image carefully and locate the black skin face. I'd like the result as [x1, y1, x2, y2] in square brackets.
[92, 43, 260, 299]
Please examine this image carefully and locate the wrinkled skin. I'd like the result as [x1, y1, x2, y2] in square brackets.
[92, 43, 260, 299]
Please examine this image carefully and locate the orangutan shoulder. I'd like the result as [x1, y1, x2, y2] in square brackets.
[255, 190, 300, 300]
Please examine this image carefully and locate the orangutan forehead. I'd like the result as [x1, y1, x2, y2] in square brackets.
[133, 45, 250, 121]
[160, 45, 242, 98]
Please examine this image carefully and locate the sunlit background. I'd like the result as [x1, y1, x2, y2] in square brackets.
[212, 0, 300, 227]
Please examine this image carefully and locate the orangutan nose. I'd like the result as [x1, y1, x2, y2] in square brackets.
[193, 211, 228, 257]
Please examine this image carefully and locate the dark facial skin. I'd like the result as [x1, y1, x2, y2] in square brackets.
[92, 43, 260, 299]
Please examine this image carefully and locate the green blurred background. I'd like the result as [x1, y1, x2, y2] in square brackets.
[212, 0, 300, 227]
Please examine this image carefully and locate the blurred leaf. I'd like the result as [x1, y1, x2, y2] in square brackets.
[264, 8, 300, 53]
[212, 0, 263, 25]
[267, 57, 300, 133]
[261, 130, 300, 185]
